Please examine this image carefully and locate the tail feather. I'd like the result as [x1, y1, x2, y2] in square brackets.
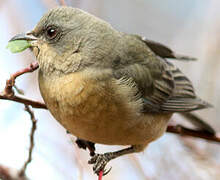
[180, 112, 216, 135]
[172, 53, 197, 61]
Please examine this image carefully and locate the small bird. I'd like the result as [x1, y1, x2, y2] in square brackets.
[10, 7, 212, 175]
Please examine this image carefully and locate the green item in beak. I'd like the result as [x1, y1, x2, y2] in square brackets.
[6, 40, 31, 53]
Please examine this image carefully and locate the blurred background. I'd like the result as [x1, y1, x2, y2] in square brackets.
[0, 0, 220, 179]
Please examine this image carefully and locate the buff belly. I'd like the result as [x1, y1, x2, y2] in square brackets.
[38, 71, 172, 145]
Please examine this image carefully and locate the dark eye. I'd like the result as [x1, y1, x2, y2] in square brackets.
[46, 26, 58, 40]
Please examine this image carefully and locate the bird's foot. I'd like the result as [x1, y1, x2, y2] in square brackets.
[88, 153, 113, 175]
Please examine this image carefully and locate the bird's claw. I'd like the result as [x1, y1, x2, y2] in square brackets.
[88, 153, 113, 175]
[103, 167, 112, 176]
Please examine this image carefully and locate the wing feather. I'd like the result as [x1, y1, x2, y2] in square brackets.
[113, 57, 210, 112]
[113, 34, 211, 113]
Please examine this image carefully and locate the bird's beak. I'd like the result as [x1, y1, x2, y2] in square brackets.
[9, 32, 37, 42]
[8, 31, 39, 56]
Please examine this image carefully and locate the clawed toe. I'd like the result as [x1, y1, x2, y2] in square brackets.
[88, 153, 112, 175]
[87, 146, 135, 176]
[103, 167, 112, 175]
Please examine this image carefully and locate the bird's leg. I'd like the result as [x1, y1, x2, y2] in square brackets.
[66, 130, 96, 156]
[88, 145, 145, 175]
[75, 138, 96, 156]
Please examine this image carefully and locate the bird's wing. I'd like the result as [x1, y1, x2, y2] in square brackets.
[113, 55, 210, 113]
[155, 58, 211, 112]
[133, 35, 196, 61]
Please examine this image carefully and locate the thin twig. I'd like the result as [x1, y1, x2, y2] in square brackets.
[0, 93, 47, 109]
[167, 125, 220, 143]
[0, 61, 47, 109]
[19, 105, 37, 177]
[3, 61, 39, 98]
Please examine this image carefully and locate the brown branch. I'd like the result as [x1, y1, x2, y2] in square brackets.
[0, 62, 41, 179]
[0, 165, 13, 180]
[3, 61, 39, 98]
[19, 105, 37, 177]
[167, 125, 220, 143]
[0, 61, 47, 109]
[0, 165, 28, 180]
[0, 105, 37, 179]
[0, 93, 47, 109]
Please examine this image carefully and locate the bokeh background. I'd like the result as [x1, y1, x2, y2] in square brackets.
[0, 0, 220, 179]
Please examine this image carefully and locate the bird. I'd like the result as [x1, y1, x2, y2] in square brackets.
[9, 6, 212, 175]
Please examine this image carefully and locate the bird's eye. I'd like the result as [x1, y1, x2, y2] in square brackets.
[46, 26, 58, 40]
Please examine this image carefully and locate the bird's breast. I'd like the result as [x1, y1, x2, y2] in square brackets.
[38, 70, 171, 145]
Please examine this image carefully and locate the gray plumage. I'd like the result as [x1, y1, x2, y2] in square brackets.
[9, 7, 213, 175]
[33, 7, 210, 114]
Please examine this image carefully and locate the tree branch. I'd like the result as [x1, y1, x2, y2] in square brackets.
[3, 61, 39, 97]
[167, 125, 220, 143]
[0, 93, 47, 109]
[0, 165, 28, 180]
[19, 105, 37, 177]
[0, 105, 37, 180]
[0, 61, 47, 109]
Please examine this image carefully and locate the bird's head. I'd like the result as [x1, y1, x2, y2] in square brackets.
[9, 7, 118, 75]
